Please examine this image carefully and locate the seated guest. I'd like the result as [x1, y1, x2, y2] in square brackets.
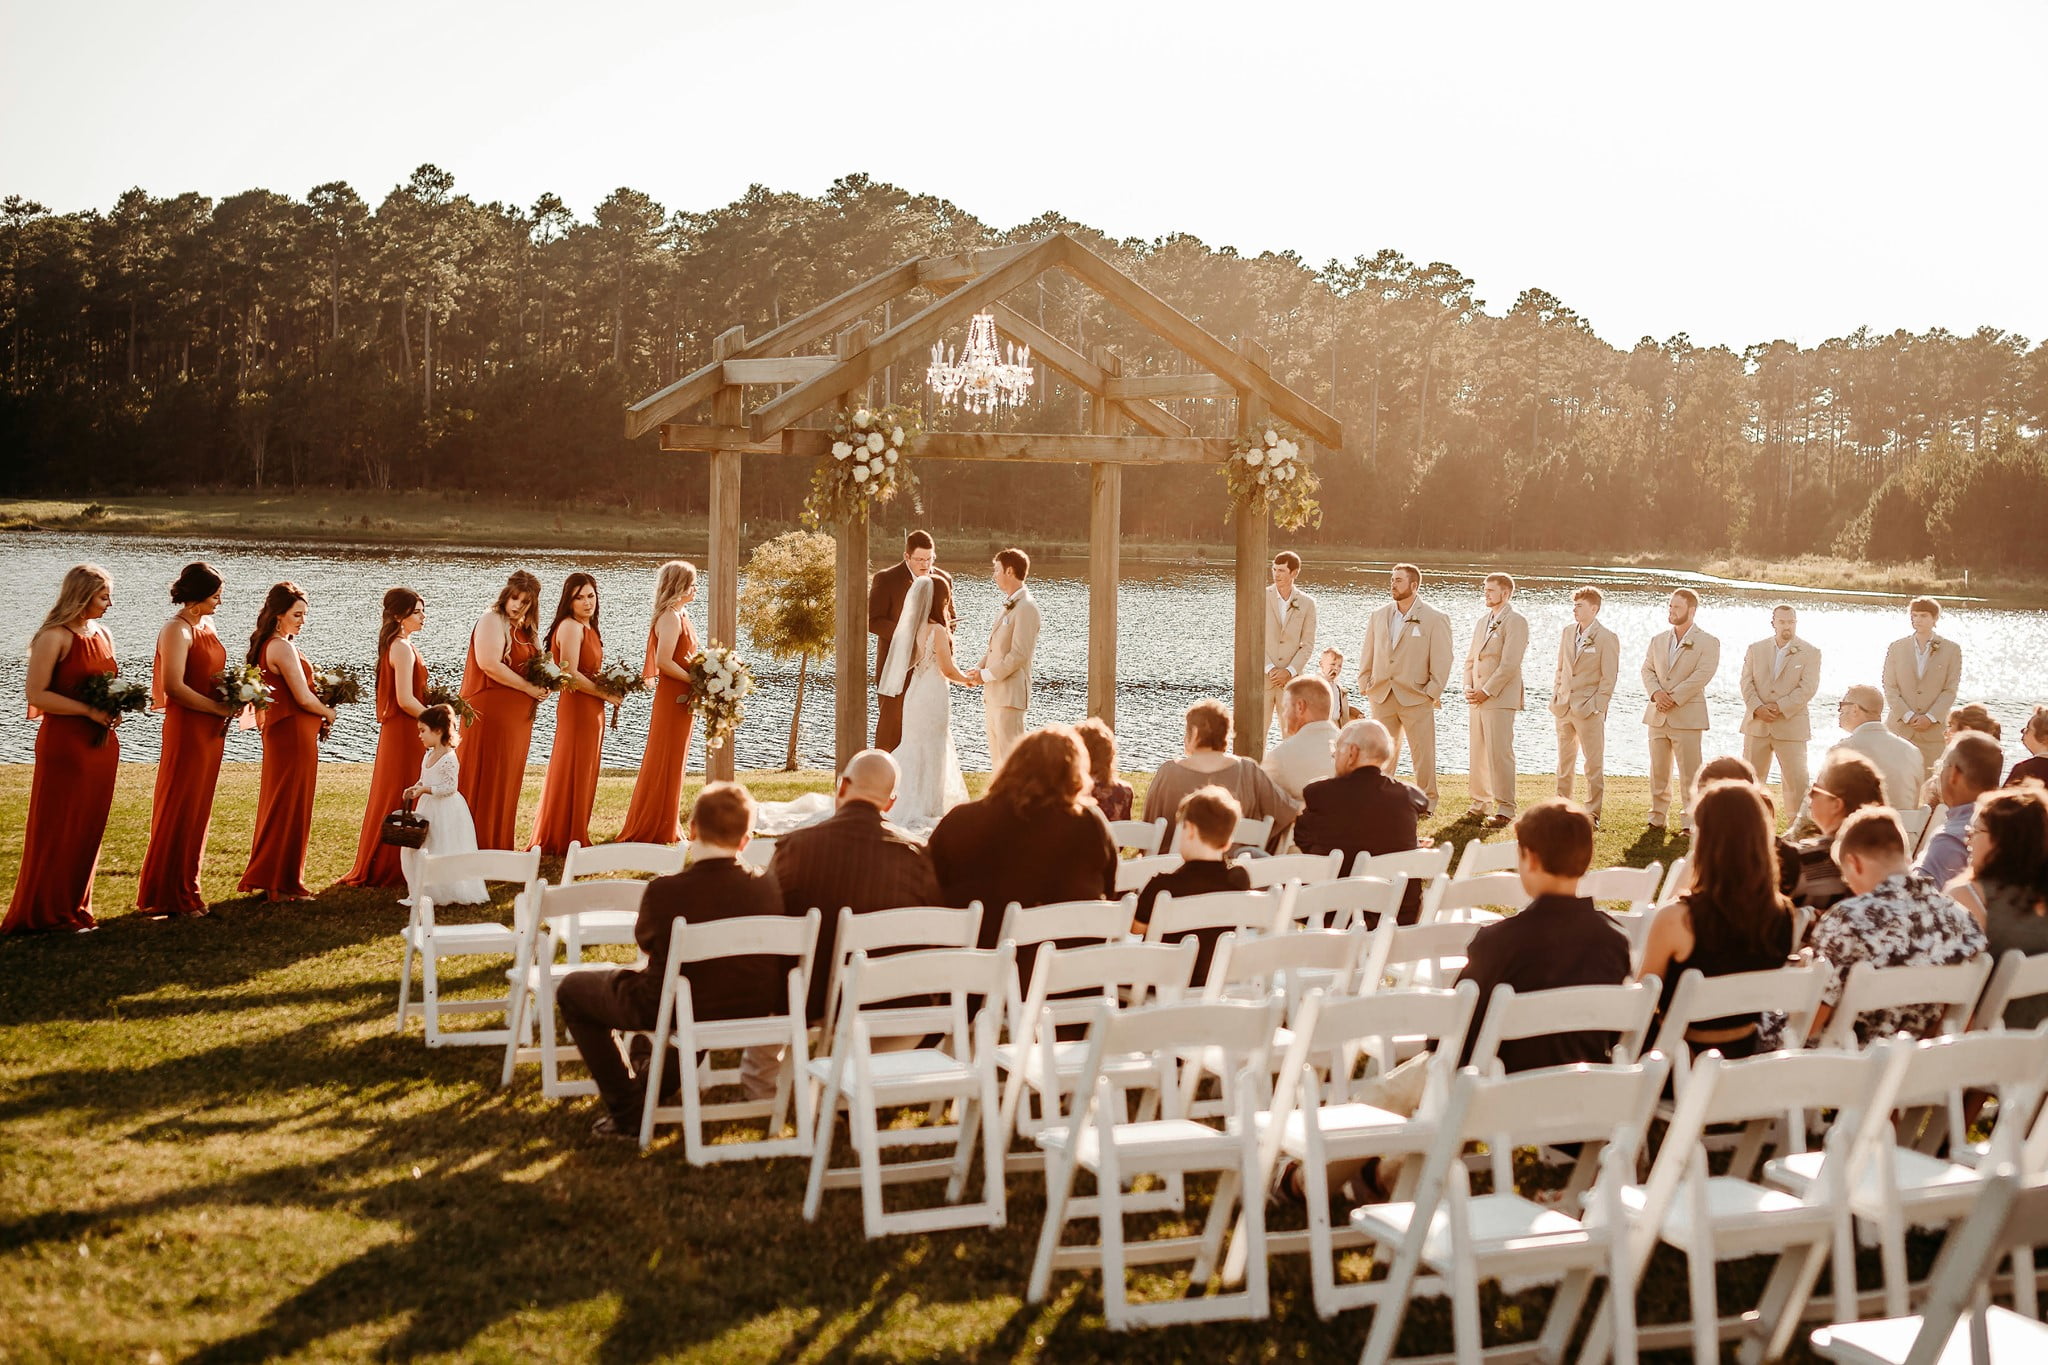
[1778, 752, 1884, 916]
[1825, 684, 1926, 814]
[930, 724, 1117, 949]
[1808, 806, 1987, 1044]
[1456, 798, 1633, 1071]
[1920, 703, 2005, 805]
[1641, 781, 1796, 1058]
[1294, 719, 1428, 923]
[1074, 717, 1133, 822]
[1918, 732, 2005, 889]
[1943, 785, 2048, 1028]
[1694, 755, 1758, 791]
[1318, 646, 1363, 724]
[2010, 706, 2048, 787]
[1262, 674, 1341, 805]
[768, 749, 941, 1025]
[1142, 699, 1298, 852]
[1132, 786, 1254, 981]
[556, 782, 784, 1139]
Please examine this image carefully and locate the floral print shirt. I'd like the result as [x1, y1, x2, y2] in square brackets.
[1811, 869, 1987, 1043]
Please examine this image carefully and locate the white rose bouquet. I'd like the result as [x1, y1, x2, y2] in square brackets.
[1222, 422, 1322, 531]
[591, 655, 651, 730]
[682, 642, 755, 751]
[802, 403, 921, 527]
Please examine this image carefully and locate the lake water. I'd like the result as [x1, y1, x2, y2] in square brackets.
[1, 530, 2041, 782]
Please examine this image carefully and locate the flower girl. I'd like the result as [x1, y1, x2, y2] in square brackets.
[400, 705, 488, 905]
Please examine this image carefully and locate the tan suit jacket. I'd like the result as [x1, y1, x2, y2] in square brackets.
[1738, 636, 1819, 741]
[1463, 606, 1528, 710]
[1359, 600, 1453, 710]
[1261, 719, 1339, 803]
[1265, 586, 1317, 673]
[979, 590, 1041, 713]
[1640, 627, 1720, 731]
[1881, 634, 1961, 725]
[1550, 622, 1620, 719]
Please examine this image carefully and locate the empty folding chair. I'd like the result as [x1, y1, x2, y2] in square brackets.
[817, 903, 983, 1044]
[499, 877, 649, 1093]
[637, 908, 820, 1161]
[555, 840, 683, 961]
[1815, 957, 1995, 1051]
[1144, 888, 1286, 984]
[1371, 917, 1487, 993]
[1285, 874, 1408, 933]
[1424, 869, 1528, 925]
[994, 896, 1134, 959]
[1235, 850, 1344, 891]
[1190, 928, 1367, 1116]
[1107, 817, 1167, 856]
[1353, 844, 1453, 888]
[1452, 835, 1519, 881]
[395, 848, 541, 1046]
[802, 944, 1013, 1239]
[1115, 853, 1182, 896]
[1973, 949, 2048, 1030]
[1581, 862, 1665, 915]
[1026, 996, 1282, 1329]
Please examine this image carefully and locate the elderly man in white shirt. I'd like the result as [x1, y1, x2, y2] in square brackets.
[1788, 684, 1928, 838]
[1262, 674, 1341, 806]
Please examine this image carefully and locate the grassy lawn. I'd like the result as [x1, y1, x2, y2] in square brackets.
[3, 764, 1845, 1362]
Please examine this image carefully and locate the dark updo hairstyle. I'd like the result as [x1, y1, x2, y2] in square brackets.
[418, 703, 456, 744]
[377, 587, 423, 662]
[169, 561, 223, 605]
[247, 581, 307, 666]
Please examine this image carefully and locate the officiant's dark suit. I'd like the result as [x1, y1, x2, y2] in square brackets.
[1293, 764, 1430, 923]
[868, 561, 953, 752]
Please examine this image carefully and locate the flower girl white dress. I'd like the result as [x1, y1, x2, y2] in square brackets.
[401, 747, 488, 905]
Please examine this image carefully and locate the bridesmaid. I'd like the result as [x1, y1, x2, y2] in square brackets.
[340, 588, 429, 889]
[137, 562, 239, 918]
[457, 570, 548, 850]
[616, 561, 699, 846]
[238, 582, 338, 902]
[530, 572, 606, 856]
[4, 564, 123, 935]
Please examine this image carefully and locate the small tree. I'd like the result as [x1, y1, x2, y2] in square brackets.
[738, 530, 836, 770]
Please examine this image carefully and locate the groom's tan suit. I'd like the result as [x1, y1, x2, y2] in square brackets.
[1641, 625, 1721, 829]
[1881, 633, 1962, 779]
[1739, 635, 1820, 820]
[1463, 605, 1528, 817]
[1551, 621, 1620, 821]
[980, 588, 1041, 767]
[1359, 598, 1454, 812]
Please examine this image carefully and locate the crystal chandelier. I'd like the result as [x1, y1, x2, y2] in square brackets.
[926, 311, 1034, 414]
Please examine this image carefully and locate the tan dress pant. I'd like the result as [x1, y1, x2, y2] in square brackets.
[1555, 710, 1607, 820]
[1647, 727, 1705, 827]
[1467, 708, 1517, 815]
[985, 705, 1025, 769]
[1743, 735, 1810, 830]
[1371, 700, 1438, 812]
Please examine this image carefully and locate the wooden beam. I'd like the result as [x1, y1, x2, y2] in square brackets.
[1234, 339, 1273, 763]
[1055, 237, 1345, 450]
[659, 423, 783, 455]
[915, 241, 1043, 285]
[1087, 347, 1122, 727]
[721, 357, 837, 386]
[832, 323, 872, 772]
[783, 429, 1231, 466]
[987, 304, 1191, 439]
[706, 331, 744, 782]
[624, 259, 924, 439]
[1102, 372, 1234, 400]
[749, 237, 1066, 441]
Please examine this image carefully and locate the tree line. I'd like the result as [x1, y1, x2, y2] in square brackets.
[3, 169, 2045, 568]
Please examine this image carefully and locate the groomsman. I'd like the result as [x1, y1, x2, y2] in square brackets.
[1881, 596, 1962, 780]
[1358, 562, 1454, 814]
[1551, 586, 1620, 827]
[1264, 551, 1319, 734]
[1641, 588, 1721, 833]
[1739, 604, 1820, 822]
[1461, 572, 1528, 826]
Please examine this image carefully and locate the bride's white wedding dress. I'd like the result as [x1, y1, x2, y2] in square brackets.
[890, 622, 968, 832]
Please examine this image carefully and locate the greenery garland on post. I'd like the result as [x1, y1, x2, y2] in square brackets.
[1222, 422, 1322, 531]
[800, 404, 921, 529]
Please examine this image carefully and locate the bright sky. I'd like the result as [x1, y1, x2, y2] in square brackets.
[4, 0, 2042, 352]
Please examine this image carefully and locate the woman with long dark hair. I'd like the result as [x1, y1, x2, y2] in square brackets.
[4, 564, 123, 934]
[1640, 780, 1796, 1056]
[616, 561, 699, 845]
[137, 562, 238, 917]
[530, 573, 607, 855]
[341, 587, 430, 889]
[239, 581, 337, 901]
[1947, 785, 2048, 1027]
[458, 570, 549, 849]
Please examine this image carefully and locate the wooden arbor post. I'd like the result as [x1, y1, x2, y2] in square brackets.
[832, 322, 872, 773]
[1087, 346, 1123, 725]
[705, 326, 745, 783]
[1233, 339, 1272, 760]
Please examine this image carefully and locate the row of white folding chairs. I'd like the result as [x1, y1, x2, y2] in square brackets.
[1108, 814, 1276, 857]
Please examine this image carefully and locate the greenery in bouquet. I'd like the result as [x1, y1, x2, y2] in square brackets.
[1222, 422, 1322, 531]
[591, 656, 650, 730]
[421, 680, 478, 728]
[801, 404, 920, 528]
[75, 670, 150, 747]
[523, 652, 569, 693]
[212, 662, 270, 733]
[682, 643, 754, 752]
[311, 663, 365, 708]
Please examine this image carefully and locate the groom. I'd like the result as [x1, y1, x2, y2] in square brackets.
[868, 529, 951, 753]
[968, 547, 1041, 767]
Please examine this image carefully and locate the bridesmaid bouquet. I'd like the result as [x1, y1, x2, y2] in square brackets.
[213, 662, 270, 734]
[523, 654, 569, 693]
[76, 671, 150, 747]
[591, 656, 650, 731]
[421, 682, 478, 728]
[683, 644, 754, 751]
[312, 663, 365, 708]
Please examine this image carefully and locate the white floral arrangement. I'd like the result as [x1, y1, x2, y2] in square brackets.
[1222, 422, 1322, 532]
[801, 403, 921, 527]
[683, 642, 755, 752]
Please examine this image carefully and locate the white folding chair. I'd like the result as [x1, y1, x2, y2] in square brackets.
[1659, 855, 1692, 904]
[1232, 814, 1276, 852]
[1352, 1058, 1671, 1365]
[1650, 963, 1829, 1097]
[1580, 862, 1665, 915]
[1452, 835, 1519, 881]
[1372, 918, 1487, 992]
[1354, 844, 1453, 888]
[1285, 874, 1409, 933]
[1115, 854, 1182, 895]
[1227, 981, 1482, 1319]
[738, 836, 776, 870]
[1107, 817, 1167, 856]
[802, 945, 1013, 1239]
[1145, 889, 1287, 983]
[1817, 957, 1995, 1051]
[1234, 850, 1344, 891]
[1026, 996, 1282, 1329]
[637, 908, 820, 1162]
[993, 897, 1134, 957]
[818, 903, 983, 1045]
[555, 840, 683, 961]
[395, 848, 541, 1047]
[1974, 949, 2048, 1030]
[499, 877, 648, 1093]
[1423, 870, 1529, 925]
[1204, 928, 1366, 1008]
[1809, 1167, 2048, 1365]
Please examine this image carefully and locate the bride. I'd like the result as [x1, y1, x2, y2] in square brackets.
[879, 572, 973, 830]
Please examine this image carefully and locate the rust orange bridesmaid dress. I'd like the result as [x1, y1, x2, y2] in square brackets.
[529, 624, 605, 856]
[3, 627, 120, 934]
[340, 645, 427, 888]
[135, 622, 228, 916]
[457, 627, 540, 851]
[615, 614, 697, 845]
[238, 653, 321, 900]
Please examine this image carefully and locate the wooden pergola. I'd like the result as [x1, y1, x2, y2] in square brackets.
[623, 232, 1342, 778]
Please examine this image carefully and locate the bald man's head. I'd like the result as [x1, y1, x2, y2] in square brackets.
[838, 750, 900, 810]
